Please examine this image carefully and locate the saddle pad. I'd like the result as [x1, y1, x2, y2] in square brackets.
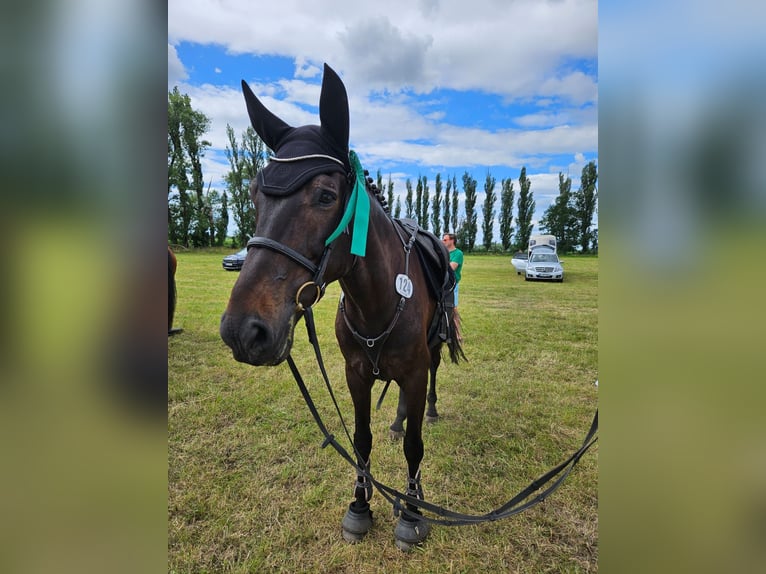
[395, 219, 456, 304]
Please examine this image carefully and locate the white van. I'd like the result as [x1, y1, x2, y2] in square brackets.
[527, 234, 557, 257]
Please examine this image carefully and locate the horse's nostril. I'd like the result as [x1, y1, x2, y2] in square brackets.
[220, 314, 273, 360]
[242, 317, 271, 348]
[239, 317, 273, 351]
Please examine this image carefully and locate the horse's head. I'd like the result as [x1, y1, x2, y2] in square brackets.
[220, 64, 357, 366]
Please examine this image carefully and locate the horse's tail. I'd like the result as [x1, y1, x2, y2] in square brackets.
[447, 307, 467, 364]
[168, 247, 177, 333]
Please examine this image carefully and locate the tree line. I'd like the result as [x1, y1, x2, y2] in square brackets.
[168, 88, 597, 253]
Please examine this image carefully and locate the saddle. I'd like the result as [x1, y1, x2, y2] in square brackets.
[394, 219, 456, 347]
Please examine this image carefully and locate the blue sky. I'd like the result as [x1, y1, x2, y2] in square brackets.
[168, 0, 598, 241]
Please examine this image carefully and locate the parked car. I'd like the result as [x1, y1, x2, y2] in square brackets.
[222, 248, 248, 271]
[525, 252, 564, 282]
[511, 251, 528, 275]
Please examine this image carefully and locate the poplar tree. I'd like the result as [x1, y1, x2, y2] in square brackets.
[462, 171, 478, 251]
[386, 174, 394, 214]
[481, 172, 497, 251]
[451, 175, 459, 233]
[415, 177, 423, 225]
[405, 179, 414, 218]
[499, 177, 515, 251]
[431, 173, 442, 237]
[374, 170, 388, 212]
[573, 161, 598, 253]
[443, 176, 452, 234]
[420, 175, 429, 231]
[514, 166, 535, 250]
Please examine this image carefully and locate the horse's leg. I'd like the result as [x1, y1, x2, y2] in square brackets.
[168, 247, 177, 334]
[425, 350, 441, 423]
[394, 347, 441, 434]
[393, 370, 431, 551]
[389, 386, 407, 440]
[341, 366, 375, 543]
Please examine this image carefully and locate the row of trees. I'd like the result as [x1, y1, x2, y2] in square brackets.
[168, 89, 597, 253]
[369, 163, 596, 253]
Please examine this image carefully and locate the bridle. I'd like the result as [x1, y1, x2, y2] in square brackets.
[245, 150, 370, 311]
[245, 235, 333, 311]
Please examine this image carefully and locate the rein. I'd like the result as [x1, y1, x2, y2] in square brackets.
[287, 303, 599, 526]
[246, 154, 597, 524]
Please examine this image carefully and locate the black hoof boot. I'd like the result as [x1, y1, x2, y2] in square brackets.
[393, 512, 431, 552]
[341, 502, 373, 543]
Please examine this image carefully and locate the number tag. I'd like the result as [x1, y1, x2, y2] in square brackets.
[395, 274, 413, 298]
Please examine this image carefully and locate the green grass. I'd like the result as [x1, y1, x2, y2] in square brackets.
[169, 250, 598, 573]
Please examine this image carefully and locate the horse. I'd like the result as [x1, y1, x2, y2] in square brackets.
[168, 246, 177, 333]
[220, 64, 465, 551]
[168, 246, 182, 336]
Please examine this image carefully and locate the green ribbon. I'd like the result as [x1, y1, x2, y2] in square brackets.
[324, 150, 370, 257]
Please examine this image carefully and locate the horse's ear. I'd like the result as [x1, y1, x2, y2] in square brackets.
[241, 79, 292, 150]
[319, 64, 349, 149]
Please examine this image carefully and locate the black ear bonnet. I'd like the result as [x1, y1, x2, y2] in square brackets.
[241, 64, 352, 196]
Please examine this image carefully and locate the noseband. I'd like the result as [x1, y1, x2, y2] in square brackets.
[246, 236, 335, 310]
[246, 236, 322, 276]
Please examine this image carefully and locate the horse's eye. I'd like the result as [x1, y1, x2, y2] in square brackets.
[318, 189, 337, 205]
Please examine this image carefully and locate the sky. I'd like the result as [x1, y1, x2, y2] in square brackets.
[168, 0, 598, 242]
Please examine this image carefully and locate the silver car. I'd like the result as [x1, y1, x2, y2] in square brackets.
[525, 252, 564, 282]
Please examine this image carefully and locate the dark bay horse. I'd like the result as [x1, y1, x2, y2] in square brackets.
[168, 246, 178, 334]
[220, 64, 464, 550]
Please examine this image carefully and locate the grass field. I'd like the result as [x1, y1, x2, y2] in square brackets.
[168, 249, 598, 573]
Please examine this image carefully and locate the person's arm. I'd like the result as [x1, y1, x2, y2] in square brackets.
[450, 261, 458, 271]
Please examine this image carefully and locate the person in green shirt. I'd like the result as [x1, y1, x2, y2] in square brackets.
[442, 233, 464, 341]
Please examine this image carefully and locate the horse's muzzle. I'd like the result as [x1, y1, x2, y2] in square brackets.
[219, 313, 291, 366]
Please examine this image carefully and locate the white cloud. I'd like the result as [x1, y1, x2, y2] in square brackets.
[168, 0, 598, 237]
[294, 56, 321, 79]
[168, 0, 597, 102]
[168, 43, 187, 86]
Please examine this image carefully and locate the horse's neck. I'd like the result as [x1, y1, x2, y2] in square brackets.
[339, 207, 403, 323]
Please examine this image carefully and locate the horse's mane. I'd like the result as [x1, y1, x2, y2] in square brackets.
[362, 170, 390, 215]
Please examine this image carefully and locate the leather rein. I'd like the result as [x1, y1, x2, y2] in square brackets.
[246, 231, 599, 527]
[289, 303, 598, 525]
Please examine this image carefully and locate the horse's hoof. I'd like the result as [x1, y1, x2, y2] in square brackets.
[341, 502, 373, 543]
[389, 428, 405, 440]
[425, 414, 439, 424]
[393, 514, 431, 551]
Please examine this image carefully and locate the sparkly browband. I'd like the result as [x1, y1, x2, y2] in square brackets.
[269, 154, 345, 166]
